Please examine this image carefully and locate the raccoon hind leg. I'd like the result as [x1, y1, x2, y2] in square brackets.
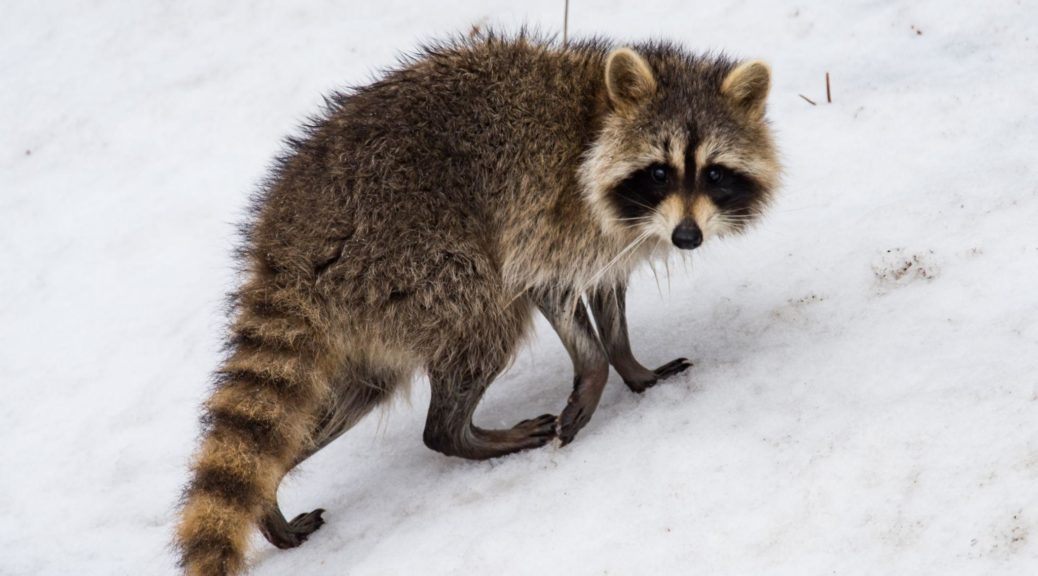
[260, 363, 401, 549]
[260, 508, 327, 550]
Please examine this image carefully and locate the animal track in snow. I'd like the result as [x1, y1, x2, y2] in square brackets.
[871, 248, 940, 292]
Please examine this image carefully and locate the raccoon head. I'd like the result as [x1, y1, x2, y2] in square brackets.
[579, 45, 781, 250]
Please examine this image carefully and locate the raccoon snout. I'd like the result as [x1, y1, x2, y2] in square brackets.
[671, 219, 703, 250]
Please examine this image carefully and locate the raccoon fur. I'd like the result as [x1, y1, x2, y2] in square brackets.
[176, 31, 780, 575]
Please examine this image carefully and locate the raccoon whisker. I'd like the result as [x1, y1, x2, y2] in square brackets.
[705, 211, 721, 229]
[647, 259, 662, 297]
[719, 214, 755, 222]
[584, 229, 652, 292]
[718, 216, 755, 229]
[616, 216, 654, 224]
[621, 198, 665, 217]
[643, 237, 668, 296]
[505, 285, 532, 306]
[714, 212, 755, 229]
[725, 210, 761, 220]
[646, 240, 664, 298]
[619, 208, 658, 219]
[663, 250, 672, 293]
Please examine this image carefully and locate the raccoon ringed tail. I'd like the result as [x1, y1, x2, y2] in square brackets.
[175, 301, 333, 576]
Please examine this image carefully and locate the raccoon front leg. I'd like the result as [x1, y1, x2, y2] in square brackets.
[535, 290, 610, 445]
[423, 354, 557, 460]
[589, 283, 691, 393]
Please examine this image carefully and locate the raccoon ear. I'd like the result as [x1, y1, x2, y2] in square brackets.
[605, 48, 657, 112]
[721, 60, 772, 118]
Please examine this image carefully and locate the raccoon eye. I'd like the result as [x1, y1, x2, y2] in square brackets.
[705, 165, 728, 185]
[650, 166, 669, 184]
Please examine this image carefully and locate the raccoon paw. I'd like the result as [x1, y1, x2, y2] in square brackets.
[511, 414, 559, 446]
[262, 509, 326, 550]
[288, 509, 326, 538]
[623, 358, 692, 393]
[654, 357, 692, 380]
[557, 401, 592, 446]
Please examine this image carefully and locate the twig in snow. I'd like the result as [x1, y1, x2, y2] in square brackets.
[826, 72, 832, 103]
[799, 94, 817, 106]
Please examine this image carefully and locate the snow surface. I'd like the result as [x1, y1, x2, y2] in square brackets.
[2, 1, 1037, 574]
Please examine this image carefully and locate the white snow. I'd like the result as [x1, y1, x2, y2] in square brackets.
[2, 1, 1037, 574]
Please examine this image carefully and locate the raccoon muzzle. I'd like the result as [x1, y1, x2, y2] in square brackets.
[671, 218, 703, 249]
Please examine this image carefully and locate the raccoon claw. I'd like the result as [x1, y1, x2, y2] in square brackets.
[654, 357, 692, 380]
[557, 402, 591, 446]
[263, 508, 326, 550]
[623, 358, 692, 393]
[511, 414, 558, 444]
[289, 509, 326, 537]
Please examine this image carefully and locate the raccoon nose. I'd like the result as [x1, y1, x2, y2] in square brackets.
[671, 219, 703, 250]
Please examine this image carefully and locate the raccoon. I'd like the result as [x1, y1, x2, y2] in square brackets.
[176, 32, 779, 575]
